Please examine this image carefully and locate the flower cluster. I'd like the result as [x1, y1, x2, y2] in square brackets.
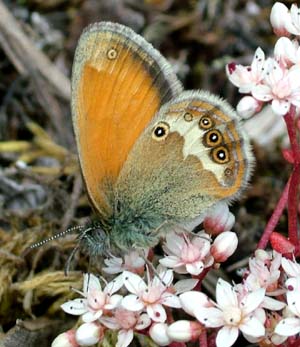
[226, 2, 300, 118]
[53, 247, 300, 347]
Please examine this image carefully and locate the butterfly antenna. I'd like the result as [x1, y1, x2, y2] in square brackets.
[64, 244, 80, 276]
[30, 225, 84, 249]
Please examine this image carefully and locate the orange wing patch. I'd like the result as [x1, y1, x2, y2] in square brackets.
[72, 23, 182, 216]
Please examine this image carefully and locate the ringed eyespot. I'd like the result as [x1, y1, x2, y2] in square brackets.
[224, 168, 233, 177]
[152, 122, 170, 141]
[211, 146, 230, 164]
[183, 112, 193, 122]
[203, 129, 223, 147]
[107, 48, 118, 60]
[199, 115, 214, 130]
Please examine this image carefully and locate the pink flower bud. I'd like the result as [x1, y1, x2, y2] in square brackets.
[270, 232, 295, 254]
[51, 330, 79, 347]
[270, 2, 290, 37]
[211, 231, 238, 262]
[149, 323, 172, 346]
[203, 203, 235, 235]
[75, 323, 104, 346]
[237, 96, 262, 119]
[167, 320, 202, 342]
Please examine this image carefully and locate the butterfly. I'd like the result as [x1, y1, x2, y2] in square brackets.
[71, 21, 254, 256]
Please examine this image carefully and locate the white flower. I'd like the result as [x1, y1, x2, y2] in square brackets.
[245, 250, 281, 292]
[51, 330, 78, 347]
[210, 231, 238, 263]
[159, 231, 213, 275]
[274, 37, 300, 67]
[192, 279, 266, 347]
[122, 268, 181, 322]
[275, 277, 300, 336]
[270, 2, 291, 37]
[61, 273, 123, 323]
[226, 47, 266, 93]
[103, 250, 146, 275]
[167, 320, 203, 343]
[203, 202, 235, 235]
[281, 257, 300, 278]
[252, 58, 300, 115]
[236, 96, 262, 118]
[285, 4, 300, 36]
[149, 323, 172, 346]
[75, 322, 104, 346]
[101, 308, 151, 347]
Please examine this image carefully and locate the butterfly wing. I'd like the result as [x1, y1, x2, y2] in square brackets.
[115, 90, 254, 230]
[71, 22, 183, 216]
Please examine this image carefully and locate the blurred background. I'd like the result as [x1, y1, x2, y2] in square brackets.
[0, 1, 293, 346]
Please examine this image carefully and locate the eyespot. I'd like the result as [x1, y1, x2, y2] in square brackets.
[211, 146, 230, 164]
[183, 112, 193, 122]
[203, 129, 223, 147]
[199, 115, 214, 130]
[152, 122, 170, 141]
[224, 168, 233, 177]
[107, 48, 118, 60]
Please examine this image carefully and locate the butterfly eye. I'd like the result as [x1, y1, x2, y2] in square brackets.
[204, 129, 223, 147]
[152, 122, 170, 141]
[211, 146, 230, 164]
[183, 112, 193, 122]
[199, 115, 214, 130]
[107, 48, 118, 60]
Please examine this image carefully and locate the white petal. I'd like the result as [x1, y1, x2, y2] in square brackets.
[252, 84, 272, 102]
[241, 288, 265, 315]
[99, 316, 120, 330]
[159, 256, 181, 268]
[104, 274, 124, 294]
[240, 316, 265, 337]
[61, 298, 86, 315]
[283, 257, 300, 277]
[122, 294, 144, 311]
[164, 232, 185, 254]
[82, 310, 102, 323]
[75, 322, 103, 346]
[157, 267, 173, 287]
[103, 257, 123, 274]
[147, 304, 167, 323]
[161, 293, 181, 308]
[180, 291, 210, 317]
[271, 99, 290, 116]
[195, 307, 224, 328]
[150, 323, 172, 346]
[262, 296, 285, 310]
[174, 279, 198, 294]
[216, 326, 239, 347]
[275, 317, 300, 336]
[216, 279, 238, 309]
[136, 313, 151, 330]
[116, 329, 134, 347]
[237, 96, 261, 118]
[186, 261, 204, 275]
[83, 273, 101, 294]
[105, 294, 123, 310]
[122, 271, 147, 294]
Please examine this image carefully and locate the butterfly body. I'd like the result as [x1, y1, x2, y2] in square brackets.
[72, 22, 254, 255]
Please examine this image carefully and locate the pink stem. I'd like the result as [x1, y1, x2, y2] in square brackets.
[284, 106, 298, 158]
[257, 177, 290, 249]
[288, 166, 300, 245]
[199, 330, 208, 347]
[284, 106, 300, 245]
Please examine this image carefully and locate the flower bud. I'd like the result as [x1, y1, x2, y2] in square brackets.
[51, 330, 79, 347]
[203, 202, 235, 235]
[237, 96, 262, 119]
[270, 2, 290, 37]
[270, 232, 295, 254]
[149, 323, 172, 346]
[167, 320, 202, 342]
[211, 231, 238, 263]
[75, 322, 104, 346]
